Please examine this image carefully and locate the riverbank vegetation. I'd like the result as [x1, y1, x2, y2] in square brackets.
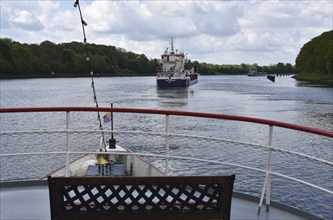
[0, 38, 296, 79]
[295, 30, 333, 82]
[2, 30, 331, 80]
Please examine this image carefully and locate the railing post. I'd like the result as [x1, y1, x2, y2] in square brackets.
[258, 125, 273, 214]
[266, 125, 273, 212]
[165, 115, 170, 175]
[65, 111, 71, 177]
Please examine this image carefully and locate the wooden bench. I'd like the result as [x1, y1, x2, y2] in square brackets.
[48, 175, 235, 220]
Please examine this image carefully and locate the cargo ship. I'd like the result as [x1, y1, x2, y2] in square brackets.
[156, 38, 198, 87]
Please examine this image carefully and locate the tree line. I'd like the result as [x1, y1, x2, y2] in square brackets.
[0, 38, 296, 79]
[0, 39, 158, 78]
[295, 30, 332, 81]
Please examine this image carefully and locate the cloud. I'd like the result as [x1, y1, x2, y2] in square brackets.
[192, 2, 242, 37]
[85, 1, 197, 40]
[9, 9, 44, 30]
[84, 1, 241, 41]
[1, 1, 61, 39]
[0, 0, 332, 65]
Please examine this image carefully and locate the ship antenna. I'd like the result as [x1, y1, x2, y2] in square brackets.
[170, 37, 174, 53]
[74, 0, 107, 151]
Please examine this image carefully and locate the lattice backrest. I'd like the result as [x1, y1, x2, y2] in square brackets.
[48, 175, 235, 220]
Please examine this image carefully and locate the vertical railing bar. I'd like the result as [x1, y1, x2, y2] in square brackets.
[165, 114, 170, 175]
[65, 111, 70, 177]
[257, 174, 268, 215]
[266, 125, 273, 212]
[257, 125, 273, 215]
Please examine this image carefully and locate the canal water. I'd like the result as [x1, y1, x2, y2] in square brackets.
[1, 75, 332, 130]
[1, 75, 332, 219]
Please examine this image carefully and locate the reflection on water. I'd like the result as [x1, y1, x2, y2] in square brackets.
[156, 87, 192, 99]
[156, 87, 194, 108]
[295, 79, 333, 88]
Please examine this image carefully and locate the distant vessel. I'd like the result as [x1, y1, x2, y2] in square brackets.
[156, 38, 198, 87]
[247, 69, 267, 77]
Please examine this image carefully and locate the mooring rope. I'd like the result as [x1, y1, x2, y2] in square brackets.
[74, 0, 106, 151]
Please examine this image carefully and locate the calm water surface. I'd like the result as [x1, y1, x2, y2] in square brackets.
[1, 75, 332, 219]
[1, 75, 332, 129]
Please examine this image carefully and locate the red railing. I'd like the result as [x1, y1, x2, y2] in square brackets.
[1, 107, 332, 138]
[1, 106, 332, 218]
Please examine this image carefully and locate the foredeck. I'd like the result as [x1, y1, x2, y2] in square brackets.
[0, 181, 317, 220]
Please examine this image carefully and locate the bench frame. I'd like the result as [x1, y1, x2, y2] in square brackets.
[48, 175, 235, 220]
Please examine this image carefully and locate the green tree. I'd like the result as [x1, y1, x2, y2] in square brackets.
[12, 43, 33, 74]
[60, 49, 77, 73]
[0, 38, 14, 76]
[295, 30, 333, 80]
[0, 38, 13, 61]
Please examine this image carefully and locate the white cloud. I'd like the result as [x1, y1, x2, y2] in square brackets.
[0, 0, 332, 65]
[10, 10, 44, 30]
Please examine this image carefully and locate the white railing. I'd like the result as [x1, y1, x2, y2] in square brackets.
[1, 107, 332, 218]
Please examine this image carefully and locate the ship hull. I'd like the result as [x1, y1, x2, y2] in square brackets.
[157, 77, 198, 87]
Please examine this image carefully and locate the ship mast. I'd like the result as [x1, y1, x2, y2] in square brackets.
[74, 0, 106, 151]
[170, 37, 174, 53]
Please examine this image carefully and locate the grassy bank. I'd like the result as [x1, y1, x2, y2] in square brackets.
[293, 72, 333, 81]
[292, 73, 333, 87]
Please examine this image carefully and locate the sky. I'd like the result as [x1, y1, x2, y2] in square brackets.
[0, 0, 332, 65]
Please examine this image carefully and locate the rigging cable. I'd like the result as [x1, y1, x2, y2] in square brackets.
[74, 0, 106, 151]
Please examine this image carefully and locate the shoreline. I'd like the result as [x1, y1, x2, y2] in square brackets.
[1, 74, 332, 87]
[292, 75, 333, 87]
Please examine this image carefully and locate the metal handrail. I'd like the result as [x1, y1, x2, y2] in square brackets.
[1, 107, 332, 138]
[1, 107, 332, 215]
